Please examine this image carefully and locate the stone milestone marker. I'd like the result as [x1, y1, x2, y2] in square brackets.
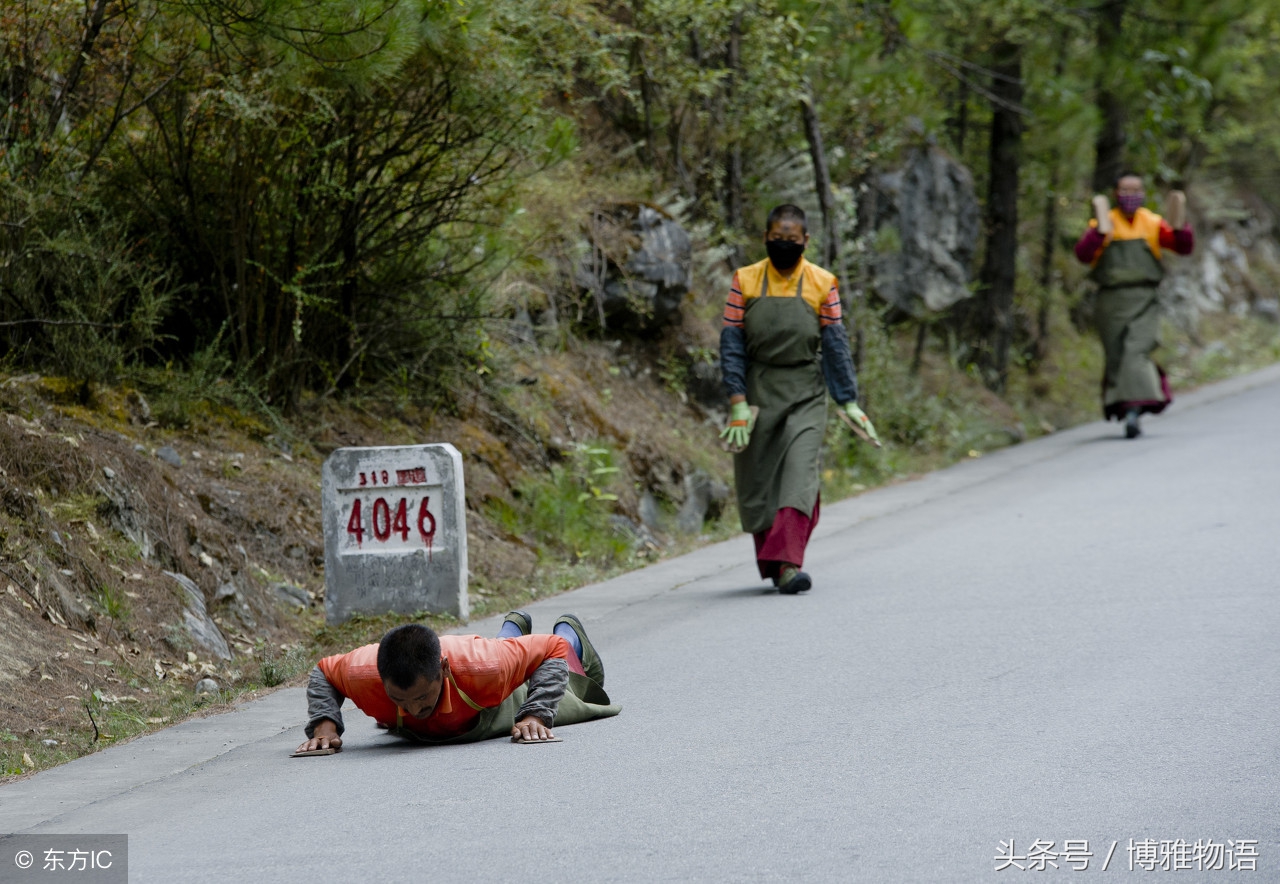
[322, 444, 467, 624]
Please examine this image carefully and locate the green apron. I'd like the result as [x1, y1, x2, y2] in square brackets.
[391, 671, 620, 745]
[1091, 238, 1169, 417]
[734, 271, 827, 535]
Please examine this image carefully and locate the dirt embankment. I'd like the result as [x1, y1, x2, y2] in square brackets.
[0, 376, 322, 758]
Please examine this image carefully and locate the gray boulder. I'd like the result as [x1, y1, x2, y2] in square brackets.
[868, 145, 979, 316]
[272, 582, 311, 609]
[165, 571, 232, 660]
[97, 472, 153, 560]
[638, 491, 663, 533]
[676, 470, 731, 534]
[194, 678, 220, 696]
[608, 514, 661, 554]
[576, 204, 692, 333]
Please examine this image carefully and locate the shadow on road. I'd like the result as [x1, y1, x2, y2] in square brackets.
[1081, 432, 1140, 443]
[713, 585, 779, 598]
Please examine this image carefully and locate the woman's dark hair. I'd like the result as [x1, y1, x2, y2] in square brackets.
[766, 204, 807, 233]
[377, 624, 442, 690]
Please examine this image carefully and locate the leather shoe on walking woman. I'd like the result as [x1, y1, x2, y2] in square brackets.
[777, 565, 812, 595]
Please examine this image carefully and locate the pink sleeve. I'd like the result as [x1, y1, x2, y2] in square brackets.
[1157, 221, 1194, 255]
[1074, 227, 1106, 264]
[1173, 226, 1194, 255]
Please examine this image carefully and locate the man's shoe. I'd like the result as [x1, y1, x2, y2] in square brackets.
[552, 614, 604, 686]
[502, 610, 533, 636]
[777, 565, 812, 595]
[1124, 409, 1142, 439]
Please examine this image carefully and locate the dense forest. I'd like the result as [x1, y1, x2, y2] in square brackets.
[2, 0, 1278, 406]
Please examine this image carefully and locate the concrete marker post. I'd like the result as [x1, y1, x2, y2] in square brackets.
[322, 444, 468, 624]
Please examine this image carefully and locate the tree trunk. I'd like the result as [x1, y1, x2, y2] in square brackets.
[31, 0, 112, 178]
[723, 13, 744, 252]
[1091, 0, 1128, 193]
[977, 40, 1023, 393]
[1031, 35, 1070, 371]
[633, 38, 656, 169]
[800, 93, 840, 277]
[1029, 162, 1058, 372]
[850, 175, 878, 380]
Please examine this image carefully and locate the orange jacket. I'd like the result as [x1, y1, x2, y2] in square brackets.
[318, 633, 571, 738]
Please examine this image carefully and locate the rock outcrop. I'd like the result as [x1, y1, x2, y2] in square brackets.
[166, 571, 232, 660]
[576, 203, 693, 334]
[865, 145, 980, 316]
[1160, 182, 1280, 330]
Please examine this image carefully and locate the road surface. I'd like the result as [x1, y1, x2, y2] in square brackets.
[4, 366, 1279, 882]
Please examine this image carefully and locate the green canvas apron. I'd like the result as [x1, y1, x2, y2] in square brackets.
[734, 270, 827, 535]
[1091, 238, 1167, 415]
[391, 671, 620, 745]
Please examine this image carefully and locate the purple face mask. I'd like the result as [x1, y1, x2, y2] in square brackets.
[1117, 192, 1145, 216]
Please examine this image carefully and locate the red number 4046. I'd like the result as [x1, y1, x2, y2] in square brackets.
[346, 497, 436, 547]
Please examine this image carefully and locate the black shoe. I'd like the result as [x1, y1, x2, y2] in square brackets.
[501, 610, 533, 636]
[1124, 409, 1142, 439]
[553, 614, 604, 686]
[777, 565, 812, 595]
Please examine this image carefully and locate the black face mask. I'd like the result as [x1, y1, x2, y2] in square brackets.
[766, 238, 805, 270]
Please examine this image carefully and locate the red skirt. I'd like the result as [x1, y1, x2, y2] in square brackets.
[752, 497, 820, 580]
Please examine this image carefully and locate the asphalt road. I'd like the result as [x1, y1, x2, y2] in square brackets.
[3, 367, 1279, 883]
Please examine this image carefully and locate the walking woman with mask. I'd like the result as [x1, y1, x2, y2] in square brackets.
[1075, 172, 1194, 438]
[719, 204, 877, 594]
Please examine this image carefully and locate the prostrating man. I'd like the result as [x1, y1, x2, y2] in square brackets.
[719, 204, 878, 595]
[294, 611, 617, 753]
[1075, 171, 1194, 438]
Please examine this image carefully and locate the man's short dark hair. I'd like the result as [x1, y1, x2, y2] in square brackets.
[377, 624, 442, 690]
[766, 204, 807, 233]
[1115, 170, 1143, 187]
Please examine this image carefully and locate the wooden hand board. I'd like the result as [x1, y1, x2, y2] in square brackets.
[836, 408, 882, 448]
[511, 735, 563, 744]
[291, 747, 340, 757]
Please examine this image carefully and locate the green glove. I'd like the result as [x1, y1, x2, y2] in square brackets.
[719, 400, 754, 450]
[842, 401, 880, 445]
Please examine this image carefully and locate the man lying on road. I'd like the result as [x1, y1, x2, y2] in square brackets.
[295, 612, 618, 753]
